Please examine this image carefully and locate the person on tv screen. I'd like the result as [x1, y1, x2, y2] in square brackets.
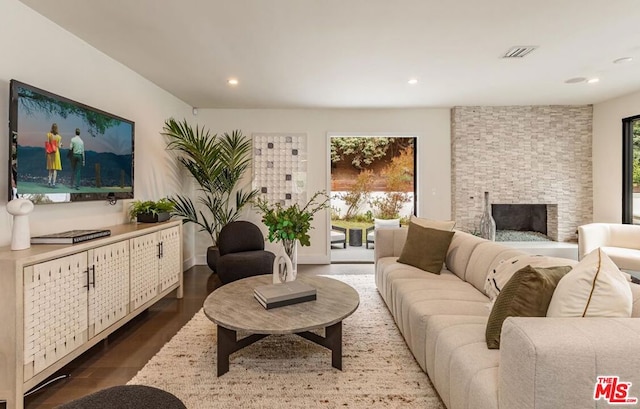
[69, 128, 85, 190]
[46, 123, 63, 187]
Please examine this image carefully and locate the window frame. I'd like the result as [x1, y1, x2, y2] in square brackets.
[622, 114, 640, 224]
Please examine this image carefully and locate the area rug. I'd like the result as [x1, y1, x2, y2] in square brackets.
[127, 275, 445, 408]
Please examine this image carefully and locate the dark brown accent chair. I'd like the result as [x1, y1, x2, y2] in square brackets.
[216, 221, 275, 284]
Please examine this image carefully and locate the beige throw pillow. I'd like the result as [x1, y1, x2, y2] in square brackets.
[484, 254, 578, 303]
[485, 264, 572, 349]
[409, 215, 456, 231]
[397, 223, 454, 274]
[547, 248, 633, 317]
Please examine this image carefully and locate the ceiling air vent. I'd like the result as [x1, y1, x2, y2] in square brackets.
[502, 46, 538, 58]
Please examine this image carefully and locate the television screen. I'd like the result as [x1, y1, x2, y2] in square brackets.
[8, 80, 134, 203]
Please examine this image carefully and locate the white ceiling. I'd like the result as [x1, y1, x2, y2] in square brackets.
[20, 0, 640, 109]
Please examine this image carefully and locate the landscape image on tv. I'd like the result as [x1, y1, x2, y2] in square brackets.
[9, 80, 134, 203]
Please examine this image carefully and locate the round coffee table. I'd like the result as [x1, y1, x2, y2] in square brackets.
[204, 274, 359, 376]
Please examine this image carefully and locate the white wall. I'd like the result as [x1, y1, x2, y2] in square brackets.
[593, 90, 640, 222]
[0, 0, 195, 266]
[193, 108, 451, 264]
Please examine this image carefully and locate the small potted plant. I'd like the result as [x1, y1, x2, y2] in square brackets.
[129, 198, 175, 223]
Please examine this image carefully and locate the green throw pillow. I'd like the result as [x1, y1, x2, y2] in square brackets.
[397, 223, 454, 274]
[485, 264, 572, 349]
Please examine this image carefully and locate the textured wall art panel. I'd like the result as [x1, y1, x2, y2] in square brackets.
[451, 106, 593, 242]
[253, 133, 307, 205]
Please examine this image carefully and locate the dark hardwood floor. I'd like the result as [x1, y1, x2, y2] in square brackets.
[4, 263, 372, 408]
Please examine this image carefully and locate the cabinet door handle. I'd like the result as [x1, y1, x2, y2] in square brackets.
[90, 265, 96, 288]
[157, 242, 161, 259]
[84, 268, 90, 290]
[160, 241, 164, 258]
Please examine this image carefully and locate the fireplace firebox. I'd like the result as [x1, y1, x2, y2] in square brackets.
[492, 204, 548, 235]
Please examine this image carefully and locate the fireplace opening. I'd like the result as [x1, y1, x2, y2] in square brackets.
[491, 204, 552, 241]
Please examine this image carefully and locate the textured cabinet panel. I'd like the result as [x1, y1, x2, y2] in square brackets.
[88, 241, 130, 337]
[129, 232, 159, 310]
[159, 226, 181, 292]
[3, 221, 182, 409]
[23, 253, 88, 380]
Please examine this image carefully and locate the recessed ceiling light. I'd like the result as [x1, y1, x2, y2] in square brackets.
[227, 78, 239, 86]
[587, 78, 600, 84]
[408, 78, 418, 85]
[565, 77, 586, 84]
[613, 57, 633, 64]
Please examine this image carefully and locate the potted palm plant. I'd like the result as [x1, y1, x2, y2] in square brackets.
[162, 118, 259, 271]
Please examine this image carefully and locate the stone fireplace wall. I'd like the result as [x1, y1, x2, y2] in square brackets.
[451, 106, 593, 242]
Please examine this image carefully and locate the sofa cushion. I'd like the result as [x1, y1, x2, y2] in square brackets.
[330, 230, 345, 241]
[392, 279, 489, 370]
[445, 231, 488, 281]
[398, 224, 455, 274]
[424, 315, 488, 382]
[375, 258, 461, 312]
[425, 315, 498, 409]
[548, 248, 633, 317]
[632, 282, 640, 318]
[449, 344, 500, 409]
[374, 218, 400, 229]
[485, 265, 572, 349]
[484, 255, 578, 303]
[465, 241, 524, 296]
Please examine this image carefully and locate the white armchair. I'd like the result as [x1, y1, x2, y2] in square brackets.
[578, 223, 640, 271]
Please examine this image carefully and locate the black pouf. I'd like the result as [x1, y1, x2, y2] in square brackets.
[56, 385, 186, 409]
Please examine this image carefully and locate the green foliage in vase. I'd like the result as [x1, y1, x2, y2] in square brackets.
[253, 191, 330, 247]
[162, 118, 259, 246]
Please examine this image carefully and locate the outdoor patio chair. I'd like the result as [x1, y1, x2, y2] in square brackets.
[331, 225, 347, 248]
[366, 218, 401, 249]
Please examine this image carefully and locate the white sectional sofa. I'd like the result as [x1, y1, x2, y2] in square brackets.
[375, 228, 640, 409]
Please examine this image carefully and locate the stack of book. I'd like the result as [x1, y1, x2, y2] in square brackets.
[253, 280, 317, 309]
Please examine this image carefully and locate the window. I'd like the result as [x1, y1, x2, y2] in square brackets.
[622, 115, 640, 224]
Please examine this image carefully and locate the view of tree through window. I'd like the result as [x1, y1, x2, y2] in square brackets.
[330, 136, 416, 225]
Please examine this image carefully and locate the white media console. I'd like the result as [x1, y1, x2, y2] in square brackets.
[0, 220, 183, 409]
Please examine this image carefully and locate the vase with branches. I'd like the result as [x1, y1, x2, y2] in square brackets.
[253, 191, 330, 281]
[162, 118, 259, 270]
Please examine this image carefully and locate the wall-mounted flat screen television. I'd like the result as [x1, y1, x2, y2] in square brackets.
[8, 80, 134, 203]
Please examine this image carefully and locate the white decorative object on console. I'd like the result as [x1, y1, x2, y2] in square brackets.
[6, 198, 34, 250]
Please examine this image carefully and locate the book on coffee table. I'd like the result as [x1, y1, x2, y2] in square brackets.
[253, 280, 317, 309]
